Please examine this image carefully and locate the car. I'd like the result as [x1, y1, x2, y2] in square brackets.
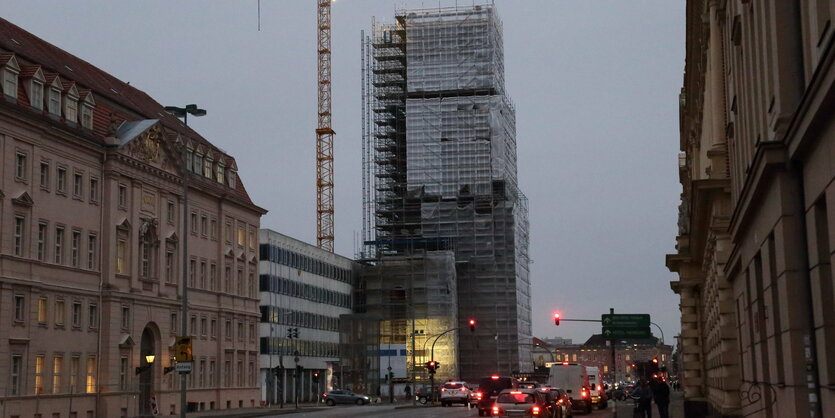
[547, 363, 592, 414]
[322, 390, 371, 406]
[491, 388, 551, 417]
[414, 386, 438, 405]
[475, 375, 520, 416]
[551, 388, 574, 418]
[440, 381, 471, 406]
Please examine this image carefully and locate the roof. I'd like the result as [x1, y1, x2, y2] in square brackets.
[0, 17, 258, 208]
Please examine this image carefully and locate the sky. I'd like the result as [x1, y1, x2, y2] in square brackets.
[1, 0, 685, 346]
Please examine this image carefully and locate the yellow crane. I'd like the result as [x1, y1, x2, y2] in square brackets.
[315, 0, 335, 252]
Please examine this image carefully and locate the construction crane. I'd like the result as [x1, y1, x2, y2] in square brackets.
[316, 0, 335, 252]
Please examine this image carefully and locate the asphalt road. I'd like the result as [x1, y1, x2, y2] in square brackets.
[262, 402, 618, 418]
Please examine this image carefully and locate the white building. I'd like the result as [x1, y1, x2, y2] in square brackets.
[258, 229, 354, 404]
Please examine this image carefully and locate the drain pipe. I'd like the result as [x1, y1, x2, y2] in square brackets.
[94, 149, 107, 417]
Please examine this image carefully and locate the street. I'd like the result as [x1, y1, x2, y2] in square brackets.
[262, 403, 616, 418]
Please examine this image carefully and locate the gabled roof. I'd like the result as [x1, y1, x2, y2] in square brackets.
[0, 54, 19, 71]
[19, 65, 43, 80]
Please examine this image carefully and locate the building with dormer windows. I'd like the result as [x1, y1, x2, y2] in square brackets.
[0, 18, 265, 417]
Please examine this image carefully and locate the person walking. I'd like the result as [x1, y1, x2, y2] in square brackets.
[631, 380, 653, 418]
[404, 384, 411, 400]
[651, 379, 671, 418]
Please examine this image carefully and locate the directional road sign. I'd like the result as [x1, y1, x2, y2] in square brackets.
[601, 327, 652, 339]
[601, 314, 650, 328]
[175, 362, 193, 374]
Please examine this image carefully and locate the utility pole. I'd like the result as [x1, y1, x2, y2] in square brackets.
[610, 308, 618, 418]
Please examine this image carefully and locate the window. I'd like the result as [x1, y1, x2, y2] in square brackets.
[167, 201, 175, 223]
[189, 259, 196, 287]
[40, 161, 50, 188]
[38, 297, 47, 324]
[80, 102, 93, 129]
[14, 294, 25, 322]
[237, 225, 245, 247]
[55, 300, 65, 326]
[237, 360, 243, 386]
[87, 234, 97, 270]
[88, 303, 98, 329]
[190, 213, 198, 234]
[121, 306, 130, 330]
[13, 215, 25, 256]
[85, 357, 96, 393]
[209, 360, 216, 387]
[52, 356, 63, 394]
[249, 323, 255, 342]
[71, 231, 80, 267]
[166, 251, 175, 283]
[210, 319, 217, 338]
[54, 226, 64, 264]
[249, 271, 255, 298]
[201, 318, 207, 337]
[224, 360, 231, 387]
[200, 262, 207, 289]
[225, 220, 232, 243]
[237, 321, 243, 342]
[248, 230, 255, 250]
[237, 268, 243, 296]
[216, 164, 225, 183]
[204, 158, 213, 178]
[190, 316, 197, 336]
[116, 239, 126, 274]
[119, 357, 128, 391]
[56, 167, 67, 193]
[193, 153, 203, 174]
[89, 178, 98, 203]
[72, 301, 81, 327]
[225, 320, 232, 340]
[48, 86, 61, 115]
[170, 313, 178, 334]
[139, 240, 151, 278]
[37, 222, 48, 261]
[72, 173, 83, 197]
[224, 266, 231, 293]
[70, 356, 80, 393]
[65, 93, 78, 122]
[210, 219, 218, 240]
[30, 79, 44, 109]
[201, 215, 208, 236]
[10, 355, 22, 395]
[210, 263, 217, 291]
[227, 170, 237, 188]
[118, 184, 127, 207]
[3, 65, 18, 99]
[35, 355, 44, 393]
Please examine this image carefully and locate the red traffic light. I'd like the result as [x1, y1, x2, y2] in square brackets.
[554, 313, 561, 326]
[469, 319, 476, 332]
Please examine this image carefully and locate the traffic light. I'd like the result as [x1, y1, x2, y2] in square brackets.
[554, 313, 561, 326]
[426, 360, 441, 374]
[469, 319, 476, 332]
[312, 372, 319, 383]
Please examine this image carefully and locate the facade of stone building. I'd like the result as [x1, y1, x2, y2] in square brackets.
[0, 18, 265, 417]
[667, 1, 835, 417]
[548, 336, 673, 384]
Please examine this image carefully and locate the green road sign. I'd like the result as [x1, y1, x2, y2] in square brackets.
[601, 314, 650, 328]
[601, 327, 652, 339]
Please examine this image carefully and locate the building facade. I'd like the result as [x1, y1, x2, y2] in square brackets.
[362, 4, 531, 381]
[258, 230, 354, 404]
[667, 1, 835, 417]
[0, 18, 265, 417]
[549, 336, 673, 384]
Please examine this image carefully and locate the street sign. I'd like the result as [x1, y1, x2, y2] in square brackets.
[601, 314, 650, 328]
[601, 327, 652, 339]
[175, 362, 193, 374]
[174, 336, 193, 362]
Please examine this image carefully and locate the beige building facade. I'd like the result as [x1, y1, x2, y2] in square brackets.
[0, 18, 264, 417]
[668, 1, 835, 417]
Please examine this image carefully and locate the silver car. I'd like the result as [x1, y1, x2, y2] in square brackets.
[492, 388, 551, 417]
[322, 390, 371, 406]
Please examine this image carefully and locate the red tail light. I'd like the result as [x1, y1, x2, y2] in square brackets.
[581, 387, 588, 398]
[557, 398, 564, 405]
[597, 385, 602, 391]
[477, 392, 483, 399]
[491, 375, 500, 380]
[532, 405, 541, 415]
[441, 388, 446, 392]
[492, 405, 501, 415]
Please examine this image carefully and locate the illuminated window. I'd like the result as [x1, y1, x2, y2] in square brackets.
[52, 356, 63, 394]
[86, 357, 96, 393]
[35, 355, 44, 393]
[116, 239, 126, 274]
[37, 297, 47, 323]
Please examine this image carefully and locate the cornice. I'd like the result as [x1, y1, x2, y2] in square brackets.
[728, 142, 787, 240]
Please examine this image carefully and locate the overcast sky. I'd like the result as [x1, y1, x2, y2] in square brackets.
[2, 0, 685, 345]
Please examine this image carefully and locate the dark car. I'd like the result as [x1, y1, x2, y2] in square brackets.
[475, 375, 520, 416]
[414, 386, 439, 405]
[322, 390, 371, 406]
[492, 388, 552, 417]
[551, 388, 574, 418]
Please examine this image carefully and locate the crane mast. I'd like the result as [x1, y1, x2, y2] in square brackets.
[316, 0, 335, 251]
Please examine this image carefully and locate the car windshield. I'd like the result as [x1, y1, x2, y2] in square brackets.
[497, 393, 534, 404]
[443, 383, 463, 389]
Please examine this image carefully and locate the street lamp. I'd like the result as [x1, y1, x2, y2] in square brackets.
[135, 354, 156, 375]
[164, 103, 205, 418]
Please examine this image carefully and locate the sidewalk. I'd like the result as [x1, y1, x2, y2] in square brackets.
[181, 398, 414, 418]
[612, 391, 684, 418]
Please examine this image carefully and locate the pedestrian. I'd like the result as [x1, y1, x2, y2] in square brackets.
[404, 384, 411, 399]
[651, 379, 671, 418]
[631, 380, 653, 418]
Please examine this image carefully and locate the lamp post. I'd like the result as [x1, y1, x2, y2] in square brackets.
[164, 104, 205, 418]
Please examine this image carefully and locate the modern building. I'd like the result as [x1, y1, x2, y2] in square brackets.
[257, 229, 354, 404]
[0, 18, 265, 417]
[361, 3, 531, 381]
[667, 1, 835, 417]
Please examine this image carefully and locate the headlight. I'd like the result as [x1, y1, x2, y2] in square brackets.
[363, 396, 369, 399]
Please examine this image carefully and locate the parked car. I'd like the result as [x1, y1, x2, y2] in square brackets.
[491, 388, 551, 417]
[440, 381, 472, 406]
[322, 390, 371, 406]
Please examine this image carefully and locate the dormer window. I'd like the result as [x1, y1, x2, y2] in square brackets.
[227, 170, 237, 188]
[194, 153, 203, 174]
[203, 155, 213, 178]
[21, 66, 46, 110]
[31, 80, 43, 109]
[79, 90, 95, 130]
[1, 55, 20, 99]
[45, 74, 62, 116]
[62, 82, 79, 125]
[216, 163, 225, 183]
[186, 148, 194, 172]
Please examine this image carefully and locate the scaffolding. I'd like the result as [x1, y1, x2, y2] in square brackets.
[361, 3, 531, 381]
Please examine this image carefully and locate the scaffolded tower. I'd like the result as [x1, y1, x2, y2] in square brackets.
[362, 4, 532, 380]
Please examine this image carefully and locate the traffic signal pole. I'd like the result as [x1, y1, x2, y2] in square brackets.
[610, 308, 618, 418]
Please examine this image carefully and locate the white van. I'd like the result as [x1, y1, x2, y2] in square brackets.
[547, 363, 592, 414]
[585, 366, 608, 409]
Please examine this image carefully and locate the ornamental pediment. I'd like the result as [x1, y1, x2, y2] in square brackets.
[11, 191, 34, 207]
[111, 120, 183, 175]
